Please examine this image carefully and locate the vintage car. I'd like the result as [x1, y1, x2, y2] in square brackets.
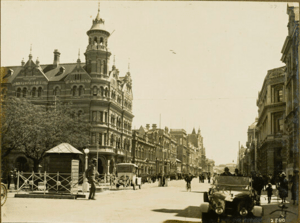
[200, 176, 263, 223]
[115, 163, 142, 190]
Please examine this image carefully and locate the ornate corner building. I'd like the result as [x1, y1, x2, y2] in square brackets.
[1, 7, 134, 174]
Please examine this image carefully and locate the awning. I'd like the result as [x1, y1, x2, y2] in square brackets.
[176, 159, 181, 163]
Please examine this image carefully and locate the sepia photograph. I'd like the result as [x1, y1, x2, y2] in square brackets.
[0, 0, 299, 223]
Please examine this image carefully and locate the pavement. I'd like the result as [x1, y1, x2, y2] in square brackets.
[2, 180, 299, 223]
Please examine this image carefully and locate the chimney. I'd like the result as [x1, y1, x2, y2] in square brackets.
[53, 49, 60, 67]
[146, 124, 150, 130]
[152, 124, 157, 130]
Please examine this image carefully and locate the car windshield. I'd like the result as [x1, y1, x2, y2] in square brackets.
[213, 176, 251, 191]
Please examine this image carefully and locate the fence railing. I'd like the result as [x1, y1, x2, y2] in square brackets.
[17, 171, 84, 194]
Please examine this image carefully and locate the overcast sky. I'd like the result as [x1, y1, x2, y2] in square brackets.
[1, 1, 295, 165]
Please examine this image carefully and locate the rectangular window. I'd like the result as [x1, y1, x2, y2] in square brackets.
[100, 111, 103, 122]
[273, 112, 284, 134]
[99, 133, 102, 146]
[272, 84, 284, 103]
[92, 133, 96, 144]
[92, 111, 97, 122]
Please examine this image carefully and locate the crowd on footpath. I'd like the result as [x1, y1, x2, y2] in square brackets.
[250, 169, 299, 206]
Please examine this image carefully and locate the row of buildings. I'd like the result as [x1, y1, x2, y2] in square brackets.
[1, 5, 214, 176]
[238, 4, 299, 180]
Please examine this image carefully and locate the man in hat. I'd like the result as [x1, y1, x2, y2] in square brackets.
[85, 158, 99, 200]
[221, 167, 232, 176]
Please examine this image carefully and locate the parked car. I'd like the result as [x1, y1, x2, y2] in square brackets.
[200, 176, 263, 223]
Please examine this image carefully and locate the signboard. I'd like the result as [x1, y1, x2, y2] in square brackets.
[177, 166, 181, 173]
[71, 159, 79, 194]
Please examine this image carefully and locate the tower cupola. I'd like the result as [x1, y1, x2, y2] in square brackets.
[85, 2, 112, 77]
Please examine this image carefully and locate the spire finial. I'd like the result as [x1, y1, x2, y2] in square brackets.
[29, 44, 33, 60]
[113, 55, 115, 66]
[98, 1, 100, 12]
[78, 49, 80, 59]
[128, 58, 130, 72]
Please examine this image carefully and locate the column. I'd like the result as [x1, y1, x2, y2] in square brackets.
[107, 159, 111, 175]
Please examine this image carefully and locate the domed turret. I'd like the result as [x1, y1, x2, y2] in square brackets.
[85, 3, 111, 77]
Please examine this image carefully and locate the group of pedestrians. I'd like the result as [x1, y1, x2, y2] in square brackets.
[3, 168, 18, 190]
[251, 169, 299, 205]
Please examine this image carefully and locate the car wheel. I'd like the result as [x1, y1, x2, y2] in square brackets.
[116, 184, 120, 189]
[203, 192, 209, 202]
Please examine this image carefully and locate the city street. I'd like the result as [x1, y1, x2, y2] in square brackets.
[2, 180, 299, 223]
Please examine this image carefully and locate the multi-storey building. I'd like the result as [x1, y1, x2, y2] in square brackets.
[256, 66, 287, 176]
[170, 129, 188, 173]
[132, 126, 156, 175]
[244, 119, 259, 176]
[187, 128, 203, 174]
[1, 6, 134, 174]
[281, 3, 299, 178]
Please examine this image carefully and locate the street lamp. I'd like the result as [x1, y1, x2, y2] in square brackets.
[82, 148, 89, 192]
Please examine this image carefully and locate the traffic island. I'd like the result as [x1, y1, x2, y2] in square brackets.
[15, 192, 86, 199]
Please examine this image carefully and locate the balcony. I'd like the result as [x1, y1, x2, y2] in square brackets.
[90, 145, 115, 154]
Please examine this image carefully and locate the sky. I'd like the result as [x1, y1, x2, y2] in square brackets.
[1, 1, 295, 165]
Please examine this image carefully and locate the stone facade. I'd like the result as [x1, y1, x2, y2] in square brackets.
[281, 4, 299, 178]
[256, 66, 287, 176]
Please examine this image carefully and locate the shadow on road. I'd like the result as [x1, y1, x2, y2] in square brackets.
[162, 220, 202, 223]
[153, 206, 201, 219]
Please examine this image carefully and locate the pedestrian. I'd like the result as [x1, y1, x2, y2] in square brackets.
[278, 172, 288, 203]
[13, 168, 18, 190]
[85, 158, 99, 200]
[184, 173, 194, 192]
[291, 169, 299, 205]
[199, 174, 201, 183]
[252, 173, 264, 205]
[207, 174, 211, 183]
[266, 183, 273, 203]
[7, 170, 13, 190]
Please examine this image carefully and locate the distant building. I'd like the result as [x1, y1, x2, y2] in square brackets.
[170, 129, 188, 173]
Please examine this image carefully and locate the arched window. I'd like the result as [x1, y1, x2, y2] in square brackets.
[89, 38, 91, 45]
[79, 86, 84, 96]
[37, 87, 42, 97]
[105, 88, 109, 97]
[100, 37, 103, 45]
[78, 110, 83, 119]
[72, 86, 77, 96]
[110, 134, 114, 146]
[93, 86, 98, 96]
[22, 88, 27, 97]
[103, 60, 107, 74]
[97, 60, 101, 73]
[31, 87, 36, 97]
[54, 87, 60, 96]
[100, 87, 104, 97]
[94, 37, 97, 44]
[16, 88, 21, 98]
